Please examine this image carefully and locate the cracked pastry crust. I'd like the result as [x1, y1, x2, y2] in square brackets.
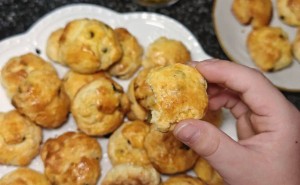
[1, 53, 57, 98]
[193, 157, 223, 185]
[62, 70, 106, 101]
[109, 27, 143, 79]
[247, 27, 292, 72]
[101, 163, 161, 185]
[47, 18, 123, 73]
[144, 126, 198, 174]
[108, 120, 151, 166]
[142, 37, 191, 68]
[0, 168, 51, 185]
[162, 175, 205, 185]
[231, 0, 272, 28]
[71, 76, 129, 136]
[145, 63, 208, 132]
[0, 110, 42, 166]
[40, 132, 102, 185]
[277, 0, 300, 26]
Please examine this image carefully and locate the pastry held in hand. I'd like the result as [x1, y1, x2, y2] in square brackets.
[231, 0, 272, 28]
[247, 27, 292, 72]
[0, 168, 51, 185]
[145, 63, 208, 132]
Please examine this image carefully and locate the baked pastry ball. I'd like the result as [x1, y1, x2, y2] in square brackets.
[101, 163, 161, 185]
[108, 27, 143, 79]
[62, 70, 106, 100]
[144, 63, 208, 132]
[231, 0, 272, 28]
[142, 37, 191, 68]
[1, 53, 57, 98]
[0, 110, 42, 166]
[0, 168, 51, 185]
[126, 68, 152, 121]
[72, 76, 129, 136]
[48, 18, 123, 73]
[292, 28, 300, 62]
[193, 157, 223, 185]
[202, 109, 223, 128]
[108, 120, 151, 166]
[277, 0, 300, 26]
[46, 28, 64, 63]
[12, 70, 70, 128]
[40, 132, 102, 185]
[247, 27, 292, 72]
[144, 126, 198, 174]
[162, 175, 205, 185]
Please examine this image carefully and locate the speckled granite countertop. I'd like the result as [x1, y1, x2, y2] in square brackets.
[0, 0, 300, 109]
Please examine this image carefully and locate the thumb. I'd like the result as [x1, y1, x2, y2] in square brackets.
[173, 119, 251, 181]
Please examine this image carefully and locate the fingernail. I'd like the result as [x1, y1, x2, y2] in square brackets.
[174, 122, 199, 142]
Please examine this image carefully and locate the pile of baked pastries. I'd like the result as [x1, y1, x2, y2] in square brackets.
[0, 18, 223, 185]
[232, 0, 300, 72]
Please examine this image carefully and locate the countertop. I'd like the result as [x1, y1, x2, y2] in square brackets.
[1, 0, 300, 109]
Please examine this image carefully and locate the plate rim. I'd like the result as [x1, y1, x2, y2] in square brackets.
[212, 0, 300, 92]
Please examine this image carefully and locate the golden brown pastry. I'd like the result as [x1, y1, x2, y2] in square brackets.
[108, 120, 151, 166]
[71, 76, 129, 136]
[53, 18, 123, 73]
[231, 0, 272, 28]
[202, 109, 223, 128]
[126, 68, 152, 121]
[292, 28, 300, 62]
[162, 175, 205, 185]
[101, 163, 161, 185]
[1, 53, 57, 98]
[0, 168, 51, 185]
[142, 37, 191, 68]
[46, 28, 64, 63]
[12, 70, 70, 128]
[40, 132, 102, 185]
[0, 110, 42, 166]
[144, 126, 198, 174]
[144, 63, 208, 132]
[247, 27, 292, 72]
[194, 158, 223, 185]
[108, 27, 143, 79]
[277, 0, 300, 26]
[62, 70, 106, 101]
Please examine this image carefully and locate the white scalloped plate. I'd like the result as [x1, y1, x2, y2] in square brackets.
[0, 3, 236, 183]
[213, 0, 300, 91]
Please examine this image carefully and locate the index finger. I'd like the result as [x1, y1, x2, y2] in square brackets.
[192, 59, 290, 117]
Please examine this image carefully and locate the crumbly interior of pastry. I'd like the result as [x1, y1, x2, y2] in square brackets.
[247, 27, 292, 72]
[40, 132, 102, 185]
[231, 0, 272, 28]
[0, 168, 51, 185]
[101, 163, 161, 185]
